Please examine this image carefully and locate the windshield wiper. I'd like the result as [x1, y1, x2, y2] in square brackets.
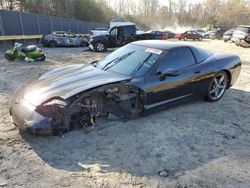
[131, 54, 152, 76]
[101, 57, 119, 70]
[102, 51, 135, 71]
[90, 60, 99, 67]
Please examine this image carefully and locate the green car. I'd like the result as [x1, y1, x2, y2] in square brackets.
[5, 43, 46, 62]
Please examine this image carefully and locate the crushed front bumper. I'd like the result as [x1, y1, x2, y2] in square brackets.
[9, 92, 54, 135]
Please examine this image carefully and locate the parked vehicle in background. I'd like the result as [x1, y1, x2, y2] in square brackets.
[239, 33, 250, 48]
[149, 30, 175, 40]
[204, 31, 213, 38]
[223, 28, 235, 42]
[42, 31, 88, 47]
[88, 22, 154, 52]
[89, 28, 108, 36]
[150, 31, 169, 40]
[231, 25, 250, 46]
[162, 30, 176, 39]
[209, 28, 227, 40]
[176, 30, 203, 40]
[5, 43, 46, 62]
[89, 23, 137, 52]
[194, 29, 209, 38]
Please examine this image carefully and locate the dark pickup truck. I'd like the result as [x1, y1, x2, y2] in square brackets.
[88, 24, 153, 52]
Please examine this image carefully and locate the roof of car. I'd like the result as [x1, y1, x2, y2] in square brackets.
[132, 40, 192, 50]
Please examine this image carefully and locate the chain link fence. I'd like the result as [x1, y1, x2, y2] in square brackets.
[0, 9, 108, 36]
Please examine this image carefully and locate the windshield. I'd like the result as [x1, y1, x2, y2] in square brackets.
[96, 44, 162, 76]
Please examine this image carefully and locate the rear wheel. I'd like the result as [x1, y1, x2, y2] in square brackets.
[199, 37, 202, 41]
[184, 37, 187, 41]
[205, 71, 229, 102]
[94, 41, 107, 52]
[4, 54, 15, 61]
[36, 54, 46, 61]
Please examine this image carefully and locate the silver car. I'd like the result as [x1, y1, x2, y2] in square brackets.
[231, 25, 250, 45]
[42, 31, 88, 47]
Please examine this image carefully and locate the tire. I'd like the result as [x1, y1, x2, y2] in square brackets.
[94, 41, 107, 52]
[4, 54, 15, 61]
[36, 54, 46, 61]
[199, 37, 202, 41]
[205, 71, 229, 102]
[49, 41, 57, 47]
[184, 37, 187, 41]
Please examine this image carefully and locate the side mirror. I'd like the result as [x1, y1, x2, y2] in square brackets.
[158, 69, 179, 81]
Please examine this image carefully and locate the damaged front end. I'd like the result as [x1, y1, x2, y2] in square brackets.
[53, 83, 144, 135]
[10, 83, 144, 135]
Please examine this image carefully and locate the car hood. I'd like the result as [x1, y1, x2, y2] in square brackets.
[22, 64, 131, 106]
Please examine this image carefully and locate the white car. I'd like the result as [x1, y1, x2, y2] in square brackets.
[231, 25, 250, 45]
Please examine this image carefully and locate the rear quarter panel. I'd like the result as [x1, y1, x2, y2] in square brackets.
[200, 53, 241, 90]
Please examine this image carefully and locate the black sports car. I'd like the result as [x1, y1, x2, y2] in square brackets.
[10, 41, 241, 135]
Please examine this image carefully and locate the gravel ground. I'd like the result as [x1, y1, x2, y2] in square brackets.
[0, 40, 250, 188]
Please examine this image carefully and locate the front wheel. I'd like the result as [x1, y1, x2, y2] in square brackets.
[4, 54, 15, 61]
[205, 71, 229, 102]
[94, 41, 107, 52]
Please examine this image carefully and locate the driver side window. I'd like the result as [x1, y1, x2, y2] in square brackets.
[158, 47, 196, 72]
[110, 28, 118, 37]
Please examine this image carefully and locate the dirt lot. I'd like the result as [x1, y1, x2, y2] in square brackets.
[0, 40, 250, 188]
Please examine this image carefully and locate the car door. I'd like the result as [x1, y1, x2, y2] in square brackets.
[192, 31, 199, 39]
[186, 31, 192, 39]
[109, 27, 122, 47]
[142, 47, 202, 108]
[123, 25, 136, 43]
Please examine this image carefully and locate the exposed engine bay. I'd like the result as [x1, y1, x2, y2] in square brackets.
[36, 84, 144, 135]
